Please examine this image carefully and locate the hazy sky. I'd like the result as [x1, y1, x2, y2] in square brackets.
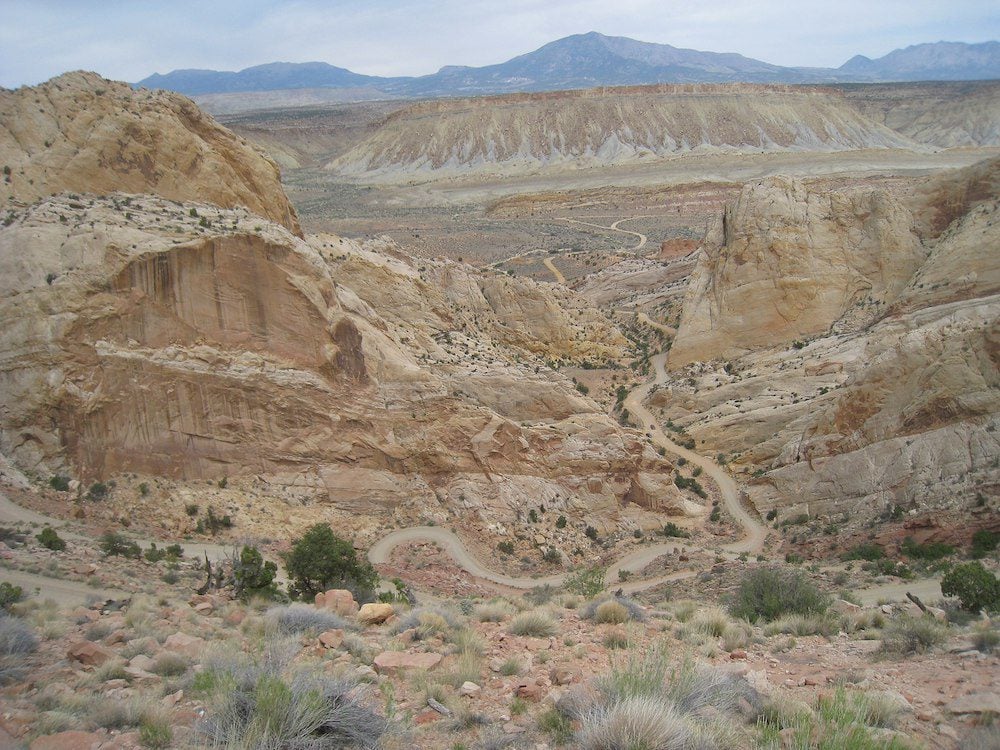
[2, 0, 998, 88]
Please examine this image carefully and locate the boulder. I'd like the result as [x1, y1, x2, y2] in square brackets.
[459, 681, 481, 697]
[357, 603, 393, 626]
[318, 629, 344, 649]
[29, 731, 104, 750]
[66, 641, 114, 667]
[372, 651, 442, 675]
[315, 589, 358, 617]
[947, 692, 1000, 715]
[162, 632, 205, 657]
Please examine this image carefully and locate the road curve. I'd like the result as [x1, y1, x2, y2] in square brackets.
[368, 349, 767, 592]
[542, 257, 566, 284]
[556, 216, 648, 252]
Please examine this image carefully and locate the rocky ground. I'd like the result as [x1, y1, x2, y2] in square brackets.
[0, 514, 997, 750]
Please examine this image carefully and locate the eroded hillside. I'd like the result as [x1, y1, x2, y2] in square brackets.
[327, 85, 921, 179]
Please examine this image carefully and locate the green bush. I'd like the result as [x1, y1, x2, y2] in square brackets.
[971, 529, 998, 559]
[87, 482, 109, 501]
[584, 525, 599, 541]
[282, 524, 378, 602]
[565, 566, 606, 598]
[232, 545, 278, 601]
[497, 540, 515, 555]
[48, 476, 70, 492]
[728, 566, 829, 623]
[36, 527, 66, 551]
[555, 515, 567, 529]
[0, 582, 24, 610]
[880, 616, 948, 655]
[841, 543, 884, 562]
[661, 522, 690, 538]
[901, 536, 954, 561]
[941, 561, 1000, 613]
[98, 532, 141, 559]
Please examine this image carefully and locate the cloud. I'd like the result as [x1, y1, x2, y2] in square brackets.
[1, 0, 998, 87]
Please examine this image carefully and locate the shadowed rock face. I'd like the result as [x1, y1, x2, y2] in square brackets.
[0, 195, 684, 526]
[0, 71, 301, 235]
[657, 157, 1000, 521]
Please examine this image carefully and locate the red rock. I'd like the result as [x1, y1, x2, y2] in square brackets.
[372, 651, 442, 675]
[515, 683, 542, 701]
[163, 632, 205, 657]
[315, 589, 358, 616]
[729, 649, 747, 660]
[413, 709, 441, 725]
[30, 730, 103, 750]
[66, 641, 114, 667]
[318, 629, 344, 649]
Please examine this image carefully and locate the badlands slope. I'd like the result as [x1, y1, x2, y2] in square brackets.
[327, 84, 921, 179]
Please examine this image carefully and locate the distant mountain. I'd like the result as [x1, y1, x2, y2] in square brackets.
[139, 61, 384, 95]
[839, 41, 1000, 81]
[136, 34, 1000, 100]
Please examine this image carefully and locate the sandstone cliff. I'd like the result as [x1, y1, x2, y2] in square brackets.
[669, 177, 926, 367]
[0, 194, 685, 534]
[0, 72, 301, 234]
[654, 158, 1000, 521]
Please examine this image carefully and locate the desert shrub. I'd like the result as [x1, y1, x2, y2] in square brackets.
[585, 525, 599, 541]
[99, 532, 141, 559]
[151, 651, 189, 677]
[728, 566, 829, 622]
[841, 543, 884, 562]
[508, 610, 557, 637]
[603, 628, 630, 649]
[497, 540, 515, 555]
[594, 601, 629, 625]
[232, 545, 278, 601]
[596, 642, 670, 704]
[0, 615, 38, 684]
[661, 522, 690, 538]
[971, 621, 999, 653]
[538, 707, 574, 744]
[266, 605, 352, 635]
[542, 547, 561, 563]
[565, 566, 606, 598]
[579, 696, 698, 750]
[36, 527, 66, 551]
[763, 614, 836, 638]
[475, 601, 513, 622]
[721, 621, 753, 651]
[971, 529, 998, 559]
[283, 524, 378, 602]
[879, 616, 948, 655]
[391, 606, 459, 637]
[199, 654, 387, 749]
[582, 596, 646, 624]
[525, 584, 558, 605]
[690, 607, 731, 637]
[941, 561, 1000, 613]
[139, 714, 172, 748]
[900, 536, 954, 561]
[48, 475, 70, 492]
[0, 582, 23, 611]
[88, 482, 109, 501]
[499, 657, 523, 676]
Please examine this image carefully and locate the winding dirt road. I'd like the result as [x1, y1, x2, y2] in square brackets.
[556, 216, 649, 252]
[542, 257, 566, 284]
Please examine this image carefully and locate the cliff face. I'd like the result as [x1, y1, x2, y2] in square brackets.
[0, 194, 683, 529]
[0, 72, 301, 234]
[655, 158, 1000, 521]
[669, 177, 926, 368]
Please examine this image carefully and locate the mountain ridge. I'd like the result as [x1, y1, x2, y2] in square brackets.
[136, 34, 1000, 99]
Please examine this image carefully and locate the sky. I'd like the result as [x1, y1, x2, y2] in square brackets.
[2, 0, 998, 88]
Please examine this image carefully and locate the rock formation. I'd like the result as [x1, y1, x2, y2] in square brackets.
[653, 157, 1000, 521]
[0, 72, 301, 234]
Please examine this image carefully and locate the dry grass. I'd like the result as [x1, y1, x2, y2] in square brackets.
[508, 610, 557, 637]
